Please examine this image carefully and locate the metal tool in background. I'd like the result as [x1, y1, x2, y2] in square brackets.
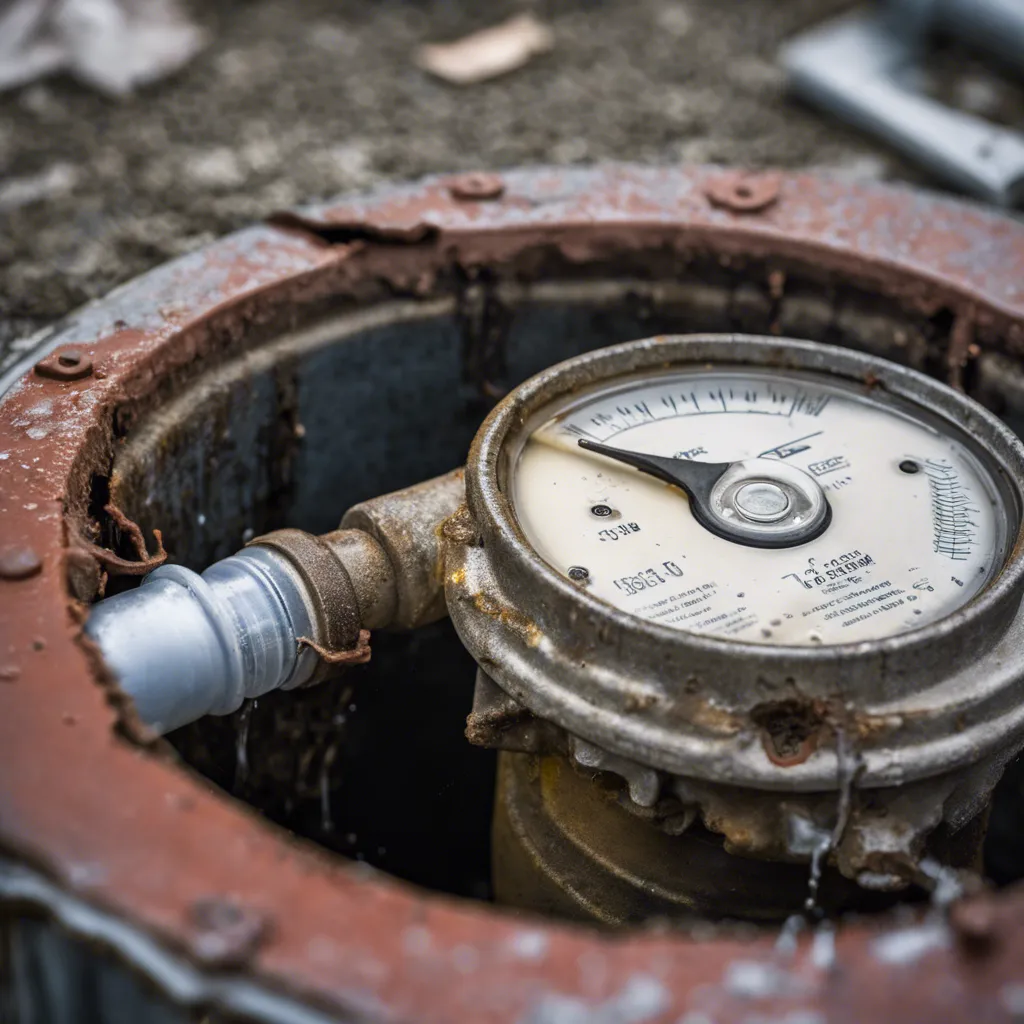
[781, 0, 1024, 207]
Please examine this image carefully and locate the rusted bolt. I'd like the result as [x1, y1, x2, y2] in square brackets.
[448, 172, 506, 202]
[0, 546, 42, 580]
[950, 896, 999, 950]
[187, 897, 270, 968]
[34, 349, 94, 382]
[705, 171, 780, 214]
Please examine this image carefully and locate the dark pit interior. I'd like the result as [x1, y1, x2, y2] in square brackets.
[106, 248, 1024, 913]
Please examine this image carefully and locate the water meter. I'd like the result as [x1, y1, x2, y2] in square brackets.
[86, 334, 1024, 921]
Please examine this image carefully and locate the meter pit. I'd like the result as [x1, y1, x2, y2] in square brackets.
[101, 261, 1024, 923]
[7, 168, 1024, 1022]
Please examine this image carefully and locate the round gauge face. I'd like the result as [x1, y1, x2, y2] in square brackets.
[510, 367, 1012, 646]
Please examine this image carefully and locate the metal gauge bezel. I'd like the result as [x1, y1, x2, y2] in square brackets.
[449, 335, 1024, 788]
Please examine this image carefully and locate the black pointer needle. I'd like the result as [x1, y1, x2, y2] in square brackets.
[576, 438, 833, 549]
[576, 438, 732, 532]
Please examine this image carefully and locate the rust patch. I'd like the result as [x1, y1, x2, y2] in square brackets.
[441, 504, 479, 546]
[472, 591, 543, 648]
[684, 697, 744, 736]
[296, 629, 372, 667]
[68, 502, 167, 578]
[751, 698, 826, 767]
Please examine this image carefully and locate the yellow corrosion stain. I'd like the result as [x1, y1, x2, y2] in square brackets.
[448, 567, 467, 587]
[687, 701, 743, 736]
[472, 591, 543, 648]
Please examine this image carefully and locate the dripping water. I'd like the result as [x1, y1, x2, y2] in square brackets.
[775, 913, 805, 958]
[919, 856, 965, 909]
[786, 724, 865, 918]
[805, 833, 831, 914]
[814, 725, 864, 914]
[830, 725, 862, 851]
[234, 699, 256, 790]
[788, 814, 832, 916]
[320, 743, 338, 834]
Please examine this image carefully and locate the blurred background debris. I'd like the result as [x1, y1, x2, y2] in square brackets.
[0, 0, 206, 96]
[416, 13, 554, 85]
[0, 0, 1022, 364]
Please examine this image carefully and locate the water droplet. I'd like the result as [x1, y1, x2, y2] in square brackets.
[234, 701, 253, 789]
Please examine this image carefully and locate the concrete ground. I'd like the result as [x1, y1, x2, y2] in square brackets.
[1, 0, 1021, 356]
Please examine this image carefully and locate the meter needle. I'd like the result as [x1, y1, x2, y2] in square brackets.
[576, 438, 831, 548]
[576, 438, 730, 508]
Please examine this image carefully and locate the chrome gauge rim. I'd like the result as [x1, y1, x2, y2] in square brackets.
[447, 335, 1024, 788]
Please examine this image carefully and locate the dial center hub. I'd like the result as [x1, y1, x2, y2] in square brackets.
[733, 481, 791, 522]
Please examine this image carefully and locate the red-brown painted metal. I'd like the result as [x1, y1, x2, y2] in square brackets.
[3, 165, 1024, 1023]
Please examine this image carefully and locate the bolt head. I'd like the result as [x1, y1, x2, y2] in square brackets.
[448, 172, 505, 202]
[34, 349, 94, 381]
[0, 546, 42, 580]
[705, 171, 780, 214]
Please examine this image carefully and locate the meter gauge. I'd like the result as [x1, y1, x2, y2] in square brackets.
[510, 363, 1013, 646]
[447, 332, 1024, 904]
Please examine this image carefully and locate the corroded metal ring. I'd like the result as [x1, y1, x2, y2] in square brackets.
[4, 166, 1024, 1023]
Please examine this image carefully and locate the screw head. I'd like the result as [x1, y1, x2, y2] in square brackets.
[568, 565, 590, 582]
[899, 459, 921, 474]
[34, 349, 93, 381]
[705, 171, 780, 214]
[590, 504, 614, 517]
[188, 897, 270, 968]
[448, 172, 505, 202]
[0, 546, 42, 580]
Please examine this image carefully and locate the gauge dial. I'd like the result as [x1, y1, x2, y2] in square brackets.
[511, 367, 1010, 645]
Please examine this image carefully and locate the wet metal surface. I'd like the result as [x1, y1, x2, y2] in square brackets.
[3, 165, 1024, 1021]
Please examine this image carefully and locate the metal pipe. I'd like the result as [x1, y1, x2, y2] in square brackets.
[85, 546, 320, 734]
[84, 469, 466, 734]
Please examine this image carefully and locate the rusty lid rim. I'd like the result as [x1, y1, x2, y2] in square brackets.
[3, 165, 1024, 1023]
